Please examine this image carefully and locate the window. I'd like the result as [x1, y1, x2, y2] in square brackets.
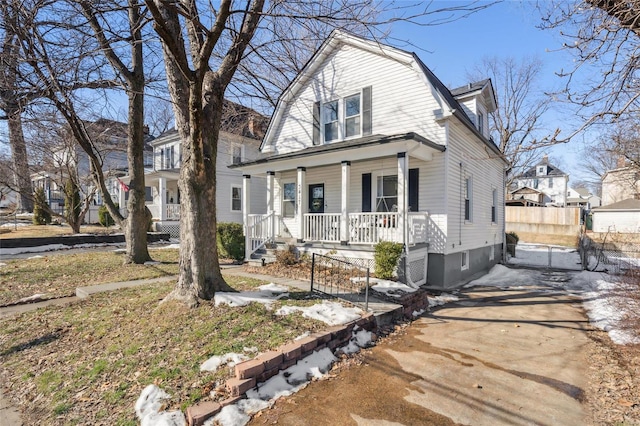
[464, 177, 472, 221]
[145, 186, 153, 202]
[231, 145, 242, 165]
[477, 112, 484, 134]
[533, 179, 539, 189]
[549, 178, 554, 189]
[537, 166, 545, 176]
[376, 175, 398, 212]
[491, 188, 497, 223]
[344, 94, 361, 138]
[282, 182, 296, 217]
[231, 186, 241, 211]
[162, 146, 175, 169]
[461, 250, 469, 270]
[323, 101, 339, 142]
[490, 245, 495, 261]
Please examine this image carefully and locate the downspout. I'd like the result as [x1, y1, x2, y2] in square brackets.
[502, 166, 507, 263]
[459, 161, 463, 246]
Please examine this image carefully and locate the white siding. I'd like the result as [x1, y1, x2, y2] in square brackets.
[592, 211, 640, 233]
[445, 121, 504, 255]
[271, 43, 445, 155]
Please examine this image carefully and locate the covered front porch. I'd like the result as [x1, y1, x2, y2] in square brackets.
[236, 133, 444, 260]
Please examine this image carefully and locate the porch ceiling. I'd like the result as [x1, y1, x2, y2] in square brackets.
[232, 132, 445, 174]
[121, 169, 179, 184]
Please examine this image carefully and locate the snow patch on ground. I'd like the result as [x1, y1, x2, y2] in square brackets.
[428, 293, 459, 308]
[214, 288, 289, 308]
[135, 385, 186, 426]
[200, 353, 249, 372]
[276, 301, 362, 325]
[370, 279, 418, 297]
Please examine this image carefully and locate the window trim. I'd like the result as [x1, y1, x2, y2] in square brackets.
[282, 182, 296, 218]
[231, 143, 243, 165]
[461, 250, 469, 271]
[464, 176, 473, 222]
[231, 185, 242, 212]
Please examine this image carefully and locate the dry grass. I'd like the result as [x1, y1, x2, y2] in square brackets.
[0, 249, 180, 306]
[0, 224, 118, 239]
[0, 277, 328, 425]
[515, 232, 579, 248]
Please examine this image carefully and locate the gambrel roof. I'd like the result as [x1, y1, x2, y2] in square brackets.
[260, 30, 504, 161]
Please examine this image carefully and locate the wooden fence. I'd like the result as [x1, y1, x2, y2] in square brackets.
[506, 206, 580, 226]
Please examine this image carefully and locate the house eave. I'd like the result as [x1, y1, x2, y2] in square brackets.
[233, 132, 445, 174]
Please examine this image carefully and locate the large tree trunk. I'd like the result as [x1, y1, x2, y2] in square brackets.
[6, 108, 34, 213]
[164, 76, 233, 306]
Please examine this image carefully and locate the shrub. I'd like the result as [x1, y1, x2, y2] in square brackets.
[374, 241, 404, 280]
[98, 204, 118, 227]
[64, 179, 81, 226]
[217, 222, 245, 262]
[33, 187, 51, 225]
[275, 245, 298, 266]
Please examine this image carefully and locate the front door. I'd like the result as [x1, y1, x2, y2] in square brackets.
[308, 184, 325, 213]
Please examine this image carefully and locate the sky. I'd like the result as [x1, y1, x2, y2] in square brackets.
[0, 1, 594, 184]
[388, 1, 588, 182]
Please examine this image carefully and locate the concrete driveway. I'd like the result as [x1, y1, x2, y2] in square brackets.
[249, 281, 592, 425]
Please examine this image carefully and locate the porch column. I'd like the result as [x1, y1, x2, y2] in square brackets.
[397, 152, 408, 248]
[340, 161, 350, 244]
[158, 177, 166, 221]
[296, 167, 306, 243]
[243, 175, 251, 260]
[266, 171, 275, 240]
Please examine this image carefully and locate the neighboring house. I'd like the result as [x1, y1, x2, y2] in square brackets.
[233, 30, 508, 289]
[591, 198, 640, 233]
[512, 156, 569, 206]
[31, 119, 153, 223]
[566, 186, 601, 209]
[507, 186, 544, 206]
[601, 162, 640, 206]
[119, 101, 268, 237]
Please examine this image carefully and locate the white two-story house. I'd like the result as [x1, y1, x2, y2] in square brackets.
[233, 30, 508, 289]
[118, 102, 268, 237]
[511, 156, 569, 207]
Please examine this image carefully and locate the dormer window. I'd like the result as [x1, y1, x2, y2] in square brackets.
[477, 111, 484, 135]
[537, 166, 546, 176]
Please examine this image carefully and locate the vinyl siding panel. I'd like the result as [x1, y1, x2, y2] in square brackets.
[271, 44, 446, 155]
[446, 121, 504, 255]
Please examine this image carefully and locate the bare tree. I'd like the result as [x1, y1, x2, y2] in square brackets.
[0, 5, 34, 212]
[144, 0, 497, 306]
[467, 56, 559, 182]
[540, 1, 640, 135]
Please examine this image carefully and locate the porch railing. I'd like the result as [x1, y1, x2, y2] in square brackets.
[246, 212, 274, 257]
[348, 212, 399, 244]
[408, 212, 429, 245]
[166, 203, 180, 220]
[303, 213, 341, 243]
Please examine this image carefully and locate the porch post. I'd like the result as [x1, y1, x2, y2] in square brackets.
[296, 167, 306, 243]
[266, 171, 275, 240]
[243, 175, 251, 260]
[158, 177, 166, 221]
[340, 161, 350, 244]
[397, 152, 408, 248]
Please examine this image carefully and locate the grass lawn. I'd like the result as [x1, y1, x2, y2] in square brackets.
[0, 276, 328, 425]
[0, 249, 180, 306]
[0, 224, 118, 239]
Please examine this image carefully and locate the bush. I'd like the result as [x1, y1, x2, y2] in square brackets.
[374, 241, 404, 280]
[217, 222, 245, 262]
[98, 204, 118, 227]
[275, 245, 298, 266]
[33, 187, 51, 225]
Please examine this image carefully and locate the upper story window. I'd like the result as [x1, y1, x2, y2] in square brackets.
[159, 146, 176, 169]
[537, 166, 546, 176]
[313, 86, 372, 145]
[464, 177, 472, 221]
[344, 94, 361, 138]
[477, 111, 484, 135]
[231, 144, 242, 165]
[323, 101, 339, 142]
